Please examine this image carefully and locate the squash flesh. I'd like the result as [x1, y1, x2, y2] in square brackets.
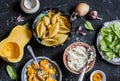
[0, 25, 32, 63]
[1, 42, 20, 59]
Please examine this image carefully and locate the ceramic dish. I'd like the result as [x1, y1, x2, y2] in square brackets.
[97, 20, 120, 65]
[63, 42, 96, 74]
[21, 56, 62, 81]
[90, 70, 106, 81]
[32, 8, 71, 47]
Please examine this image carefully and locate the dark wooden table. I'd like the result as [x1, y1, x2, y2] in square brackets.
[0, 0, 120, 81]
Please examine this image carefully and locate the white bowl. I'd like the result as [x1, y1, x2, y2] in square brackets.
[90, 70, 106, 81]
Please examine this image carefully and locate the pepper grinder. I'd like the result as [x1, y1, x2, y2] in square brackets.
[20, 0, 40, 14]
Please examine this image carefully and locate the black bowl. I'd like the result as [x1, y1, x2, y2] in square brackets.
[32, 8, 72, 47]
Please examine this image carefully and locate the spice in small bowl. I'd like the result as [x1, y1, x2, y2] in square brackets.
[90, 70, 106, 81]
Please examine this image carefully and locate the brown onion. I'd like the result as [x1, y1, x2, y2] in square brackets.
[89, 10, 103, 20]
[76, 3, 89, 16]
[71, 3, 90, 20]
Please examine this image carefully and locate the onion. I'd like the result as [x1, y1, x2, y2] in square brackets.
[76, 26, 86, 36]
[89, 10, 103, 20]
[76, 3, 90, 16]
[71, 3, 90, 20]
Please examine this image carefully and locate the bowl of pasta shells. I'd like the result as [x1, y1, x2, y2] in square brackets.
[32, 9, 71, 47]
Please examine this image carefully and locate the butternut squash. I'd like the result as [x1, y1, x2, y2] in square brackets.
[0, 24, 32, 63]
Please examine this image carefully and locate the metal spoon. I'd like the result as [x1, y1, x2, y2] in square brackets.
[27, 45, 43, 80]
[78, 46, 96, 81]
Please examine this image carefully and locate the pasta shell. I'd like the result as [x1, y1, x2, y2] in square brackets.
[60, 16, 70, 28]
[51, 13, 60, 24]
[36, 21, 42, 37]
[54, 34, 68, 45]
[49, 22, 59, 38]
[59, 26, 70, 31]
[35, 19, 42, 27]
[43, 16, 50, 26]
[42, 30, 49, 39]
[48, 11, 55, 19]
[59, 28, 70, 34]
[47, 24, 52, 29]
[57, 15, 70, 28]
[51, 15, 57, 24]
[38, 22, 47, 38]
[42, 39, 58, 46]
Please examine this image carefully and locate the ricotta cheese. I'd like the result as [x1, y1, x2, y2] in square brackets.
[67, 46, 87, 71]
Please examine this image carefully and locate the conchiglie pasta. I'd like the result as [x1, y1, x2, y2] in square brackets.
[51, 13, 60, 24]
[60, 16, 70, 28]
[57, 15, 70, 28]
[36, 21, 42, 37]
[59, 28, 70, 34]
[42, 30, 49, 39]
[42, 39, 58, 46]
[48, 11, 55, 19]
[59, 26, 70, 31]
[43, 16, 50, 26]
[47, 24, 52, 29]
[35, 19, 41, 27]
[51, 15, 57, 24]
[54, 34, 68, 45]
[38, 22, 47, 38]
[49, 22, 59, 38]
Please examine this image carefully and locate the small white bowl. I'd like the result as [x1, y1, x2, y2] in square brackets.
[90, 70, 106, 81]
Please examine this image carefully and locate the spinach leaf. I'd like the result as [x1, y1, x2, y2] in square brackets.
[6, 65, 18, 81]
[84, 21, 94, 30]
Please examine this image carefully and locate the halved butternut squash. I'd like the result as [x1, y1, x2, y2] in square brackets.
[0, 24, 32, 63]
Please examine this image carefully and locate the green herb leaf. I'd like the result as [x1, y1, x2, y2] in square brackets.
[39, 14, 47, 19]
[6, 65, 18, 80]
[84, 21, 94, 30]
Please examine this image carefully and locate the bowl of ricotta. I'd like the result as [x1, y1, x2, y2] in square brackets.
[63, 42, 96, 74]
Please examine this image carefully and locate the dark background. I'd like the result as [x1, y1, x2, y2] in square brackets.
[0, 0, 120, 81]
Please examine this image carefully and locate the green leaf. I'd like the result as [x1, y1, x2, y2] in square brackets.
[110, 23, 120, 39]
[104, 34, 113, 44]
[39, 14, 47, 19]
[109, 36, 120, 49]
[84, 21, 94, 31]
[105, 51, 116, 60]
[6, 65, 18, 80]
[100, 27, 112, 36]
[100, 38, 112, 52]
[113, 44, 120, 53]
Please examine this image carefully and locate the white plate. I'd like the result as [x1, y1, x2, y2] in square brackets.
[97, 20, 120, 65]
[21, 56, 62, 81]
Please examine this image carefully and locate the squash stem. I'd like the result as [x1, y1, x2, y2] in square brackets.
[23, 23, 30, 28]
